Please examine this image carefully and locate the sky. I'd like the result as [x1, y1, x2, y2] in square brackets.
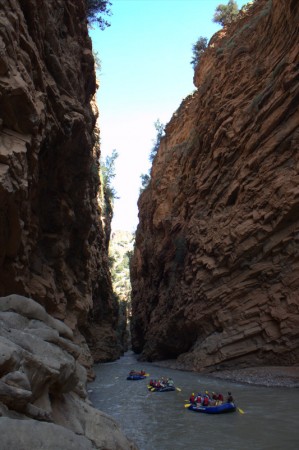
[90, 0, 243, 232]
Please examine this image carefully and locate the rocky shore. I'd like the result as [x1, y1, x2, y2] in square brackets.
[153, 359, 299, 388]
[209, 366, 299, 388]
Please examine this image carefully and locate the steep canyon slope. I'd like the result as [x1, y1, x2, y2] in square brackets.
[0, 0, 120, 366]
[131, 0, 299, 372]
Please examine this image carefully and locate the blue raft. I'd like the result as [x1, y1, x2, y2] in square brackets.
[127, 374, 146, 380]
[188, 402, 236, 414]
[148, 385, 176, 392]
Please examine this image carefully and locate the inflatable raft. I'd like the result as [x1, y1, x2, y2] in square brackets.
[127, 374, 146, 380]
[148, 385, 176, 392]
[188, 402, 236, 414]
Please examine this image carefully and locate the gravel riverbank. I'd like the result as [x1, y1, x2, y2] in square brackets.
[153, 360, 299, 388]
[208, 366, 299, 388]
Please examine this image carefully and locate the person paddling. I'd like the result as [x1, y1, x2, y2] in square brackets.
[226, 392, 234, 403]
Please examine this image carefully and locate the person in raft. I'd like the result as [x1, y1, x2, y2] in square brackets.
[217, 392, 224, 403]
[202, 394, 210, 406]
[129, 370, 145, 376]
[189, 392, 195, 403]
[195, 393, 202, 405]
[167, 377, 174, 387]
[226, 392, 234, 403]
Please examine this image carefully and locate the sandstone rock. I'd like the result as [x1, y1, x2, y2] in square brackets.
[0, 417, 97, 450]
[0, 0, 121, 367]
[131, 0, 299, 372]
[0, 295, 137, 449]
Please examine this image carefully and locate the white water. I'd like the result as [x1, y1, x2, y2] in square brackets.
[88, 352, 299, 450]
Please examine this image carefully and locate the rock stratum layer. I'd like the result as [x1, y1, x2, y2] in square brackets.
[131, 0, 299, 372]
[0, 0, 120, 365]
[0, 295, 137, 450]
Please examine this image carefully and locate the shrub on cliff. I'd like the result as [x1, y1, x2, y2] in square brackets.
[101, 149, 119, 216]
[213, 0, 239, 26]
[149, 119, 165, 163]
[140, 173, 150, 192]
[190, 36, 208, 69]
[140, 119, 165, 193]
[86, 0, 112, 29]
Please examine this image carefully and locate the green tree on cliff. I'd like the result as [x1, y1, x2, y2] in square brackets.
[140, 119, 165, 193]
[86, 0, 112, 29]
[190, 36, 208, 69]
[213, 0, 239, 26]
[101, 149, 119, 202]
[140, 173, 150, 192]
[149, 119, 165, 163]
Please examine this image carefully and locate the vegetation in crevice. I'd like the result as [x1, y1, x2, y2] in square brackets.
[190, 36, 208, 69]
[100, 149, 119, 218]
[140, 119, 165, 193]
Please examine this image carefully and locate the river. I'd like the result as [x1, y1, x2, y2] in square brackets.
[88, 352, 299, 450]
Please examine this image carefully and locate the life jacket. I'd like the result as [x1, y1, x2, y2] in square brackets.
[203, 396, 209, 406]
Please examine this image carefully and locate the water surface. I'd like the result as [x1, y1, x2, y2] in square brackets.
[89, 352, 299, 450]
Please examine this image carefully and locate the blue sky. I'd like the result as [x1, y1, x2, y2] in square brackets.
[90, 0, 242, 232]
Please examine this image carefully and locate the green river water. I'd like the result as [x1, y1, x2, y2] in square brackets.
[88, 352, 299, 450]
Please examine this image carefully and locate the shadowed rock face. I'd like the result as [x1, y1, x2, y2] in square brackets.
[131, 0, 299, 371]
[0, 295, 137, 450]
[0, 1, 120, 364]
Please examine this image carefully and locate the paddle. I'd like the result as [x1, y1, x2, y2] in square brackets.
[184, 403, 191, 408]
[237, 407, 245, 414]
[176, 387, 182, 392]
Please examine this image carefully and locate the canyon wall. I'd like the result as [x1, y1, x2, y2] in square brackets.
[0, 0, 120, 366]
[131, 0, 299, 372]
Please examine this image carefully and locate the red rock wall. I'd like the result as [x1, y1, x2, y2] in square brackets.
[131, 0, 299, 371]
[0, 0, 120, 367]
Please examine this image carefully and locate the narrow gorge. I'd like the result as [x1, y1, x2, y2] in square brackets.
[131, 0, 299, 372]
[1, 0, 299, 448]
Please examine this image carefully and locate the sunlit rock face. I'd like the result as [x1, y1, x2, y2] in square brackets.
[0, 0, 120, 367]
[131, 0, 299, 371]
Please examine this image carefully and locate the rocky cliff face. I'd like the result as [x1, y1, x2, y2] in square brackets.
[0, 0, 120, 366]
[131, 0, 299, 372]
[0, 295, 137, 450]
